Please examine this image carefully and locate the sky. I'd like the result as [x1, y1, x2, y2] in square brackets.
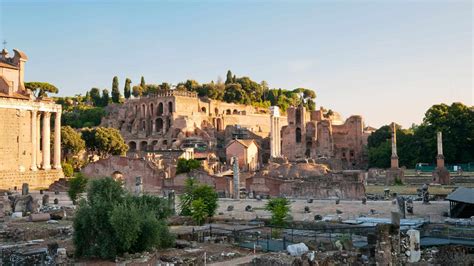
[0, 0, 472, 128]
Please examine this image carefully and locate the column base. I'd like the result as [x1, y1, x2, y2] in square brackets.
[43, 165, 51, 170]
[31, 166, 38, 171]
[53, 165, 62, 170]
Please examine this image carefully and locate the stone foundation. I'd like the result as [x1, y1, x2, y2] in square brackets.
[0, 169, 63, 190]
[385, 168, 404, 185]
[433, 167, 450, 185]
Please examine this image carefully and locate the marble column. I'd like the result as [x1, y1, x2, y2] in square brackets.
[36, 112, 41, 168]
[30, 110, 38, 171]
[390, 122, 399, 168]
[436, 131, 445, 168]
[42, 112, 51, 170]
[270, 106, 281, 158]
[53, 112, 62, 169]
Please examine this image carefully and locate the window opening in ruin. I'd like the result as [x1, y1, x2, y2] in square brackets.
[168, 101, 173, 113]
[128, 141, 137, 151]
[156, 118, 163, 132]
[296, 108, 301, 124]
[158, 102, 163, 115]
[296, 127, 302, 143]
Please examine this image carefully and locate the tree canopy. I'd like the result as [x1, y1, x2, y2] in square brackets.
[73, 177, 174, 259]
[25, 82, 59, 97]
[368, 103, 474, 168]
[61, 126, 86, 160]
[81, 127, 128, 158]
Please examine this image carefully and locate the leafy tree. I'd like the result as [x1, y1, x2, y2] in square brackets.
[81, 127, 128, 158]
[111, 76, 121, 103]
[265, 197, 291, 227]
[73, 177, 174, 259]
[25, 82, 59, 97]
[124, 78, 131, 99]
[160, 82, 171, 91]
[367, 103, 474, 168]
[62, 162, 74, 177]
[132, 85, 142, 98]
[179, 178, 218, 219]
[68, 173, 88, 204]
[61, 126, 85, 159]
[191, 199, 207, 225]
[176, 158, 201, 174]
[62, 106, 106, 128]
[101, 89, 110, 107]
[89, 88, 102, 106]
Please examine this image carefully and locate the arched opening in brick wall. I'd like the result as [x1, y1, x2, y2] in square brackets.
[156, 118, 163, 132]
[111, 171, 124, 182]
[141, 120, 146, 131]
[162, 139, 168, 148]
[151, 140, 159, 150]
[150, 103, 154, 116]
[168, 101, 173, 113]
[128, 141, 137, 151]
[233, 109, 238, 115]
[140, 141, 148, 151]
[157, 102, 164, 115]
[201, 107, 206, 113]
[215, 108, 219, 115]
[141, 104, 146, 117]
[296, 127, 302, 143]
[296, 108, 301, 125]
[226, 109, 231, 115]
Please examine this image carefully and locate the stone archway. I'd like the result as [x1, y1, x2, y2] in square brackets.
[128, 141, 137, 151]
[168, 101, 173, 114]
[111, 171, 124, 182]
[157, 102, 164, 115]
[296, 127, 302, 143]
[139, 141, 148, 151]
[156, 118, 163, 132]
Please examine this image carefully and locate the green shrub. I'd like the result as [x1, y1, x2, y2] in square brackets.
[62, 162, 74, 177]
[68, 173, 88, 204]
[265, 198, 291, 227]
[178, 178, 218, 220]
[176, 158, 201, 174]
[73, 177, 174, 260]
[191, 199, 207, 225]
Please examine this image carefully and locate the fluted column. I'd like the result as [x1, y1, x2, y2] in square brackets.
[36, 112, 41, 168]
[31, 110, 38, 171]
[42, 112, 51, 170]
[53, 112, 62, 169]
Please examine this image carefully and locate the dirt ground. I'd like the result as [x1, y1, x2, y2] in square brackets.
[214, 198, 449, 223]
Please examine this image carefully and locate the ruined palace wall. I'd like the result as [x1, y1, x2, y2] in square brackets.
[0, 108, 32, 171]
[332, 116, 364, 162]
[223, 114, 288, 137]
[81, 156, 165, 193]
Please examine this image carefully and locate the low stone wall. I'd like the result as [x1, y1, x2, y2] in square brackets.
[246, 173, 366, 199]
[0, 169, 63, 190]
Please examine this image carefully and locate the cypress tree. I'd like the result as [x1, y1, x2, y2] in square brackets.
[124, 78, 131, 99]
[111, 76, 120, 103]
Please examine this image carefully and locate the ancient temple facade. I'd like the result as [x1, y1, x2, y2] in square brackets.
[0, 48, 63, 189]
[281, 105, 370, 167]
